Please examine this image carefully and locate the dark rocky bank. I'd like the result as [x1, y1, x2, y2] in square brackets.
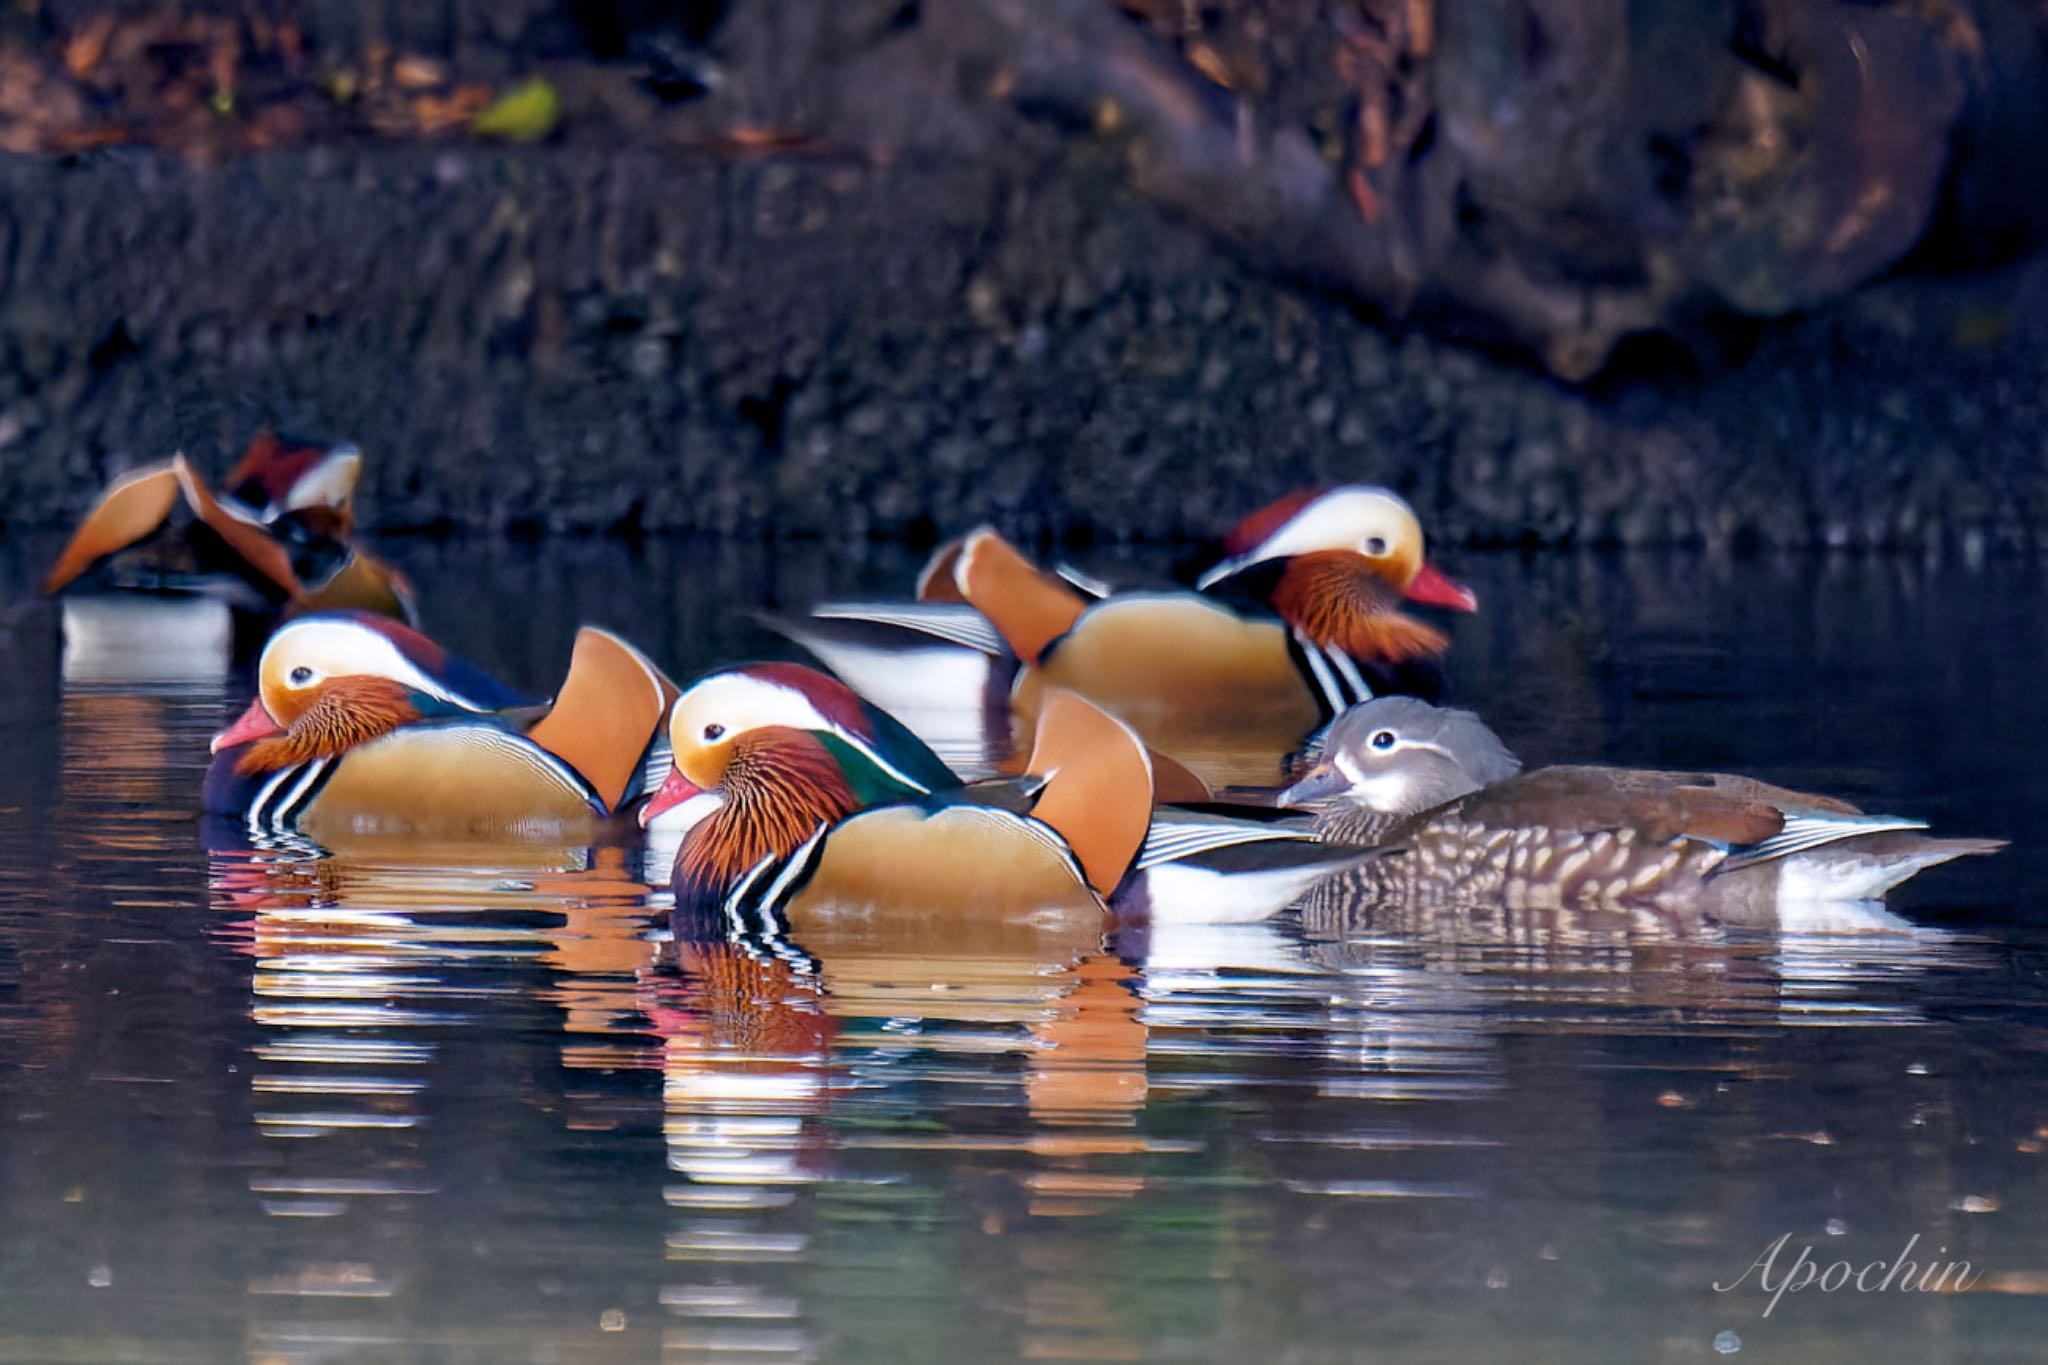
[2, 0, 2048, 551]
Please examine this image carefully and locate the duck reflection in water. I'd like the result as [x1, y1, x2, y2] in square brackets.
[645, 898, 1155, 1353]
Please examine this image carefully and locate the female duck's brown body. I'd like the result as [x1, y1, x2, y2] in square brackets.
[1286, 699, 2003, 920]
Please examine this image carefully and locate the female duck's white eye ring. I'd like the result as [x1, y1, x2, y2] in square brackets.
[1364, 536, 1389, 556]
[288, 665, 315, 686]
[703, 723, 726, 741]
[1369, 729, 1397, 751]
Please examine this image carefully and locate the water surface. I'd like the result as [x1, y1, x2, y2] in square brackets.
[0, 536, 2044, 1363]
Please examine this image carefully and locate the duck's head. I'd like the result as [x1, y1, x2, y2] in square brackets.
[222, 431, 364, 526]
[210, 612, 522, 773]
[1198, 485, 1476, 611]
[1279, 697, 1520, 819]
[642, 664, 960, 904]
[641, 663, 958, 832]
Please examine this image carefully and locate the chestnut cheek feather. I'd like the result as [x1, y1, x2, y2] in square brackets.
[671, 730, 861, 901]
[230, 676, 421, 775]
[1274, 552, 1451, 664]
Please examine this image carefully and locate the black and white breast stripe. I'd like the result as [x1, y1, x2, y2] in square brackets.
[1289, 629, 1376, 716]
[717, 830, 830, 975]
[245, 758, 335, 835]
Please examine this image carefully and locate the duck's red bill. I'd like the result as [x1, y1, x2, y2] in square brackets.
[1404, 563, 1478, 612]
[639, 767, 704, 828]
[211, 698, 282, 754]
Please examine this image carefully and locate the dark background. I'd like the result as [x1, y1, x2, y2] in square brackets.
[5, 0, 2048, 548]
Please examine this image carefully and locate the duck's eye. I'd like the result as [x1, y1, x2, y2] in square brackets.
[288, 666, 314, 686]
[1364, 536, 1389, 557]
[702, 723, 726, 741]
[1369, 729, 1397, 751]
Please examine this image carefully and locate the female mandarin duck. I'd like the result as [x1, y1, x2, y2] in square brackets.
[640, 663, 1373, 928]
[43, 432, 416, 625]
[771, 486, 1476, 779]
[205, 611, 675, 841]
[1281, 698, 2003, 913]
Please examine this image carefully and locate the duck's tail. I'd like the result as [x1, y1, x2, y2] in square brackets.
[1024, 690, 1153, 898]
[526, 627, 679, 813]
[1767, 832, 2007, 903]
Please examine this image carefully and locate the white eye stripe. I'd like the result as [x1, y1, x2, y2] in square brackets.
[1245, 487, 1418, 561]
[672, 674, 935, 794]
[280, 449, 361, 512]
[264, 620, 479, 710]
[673, 675, 836, 736]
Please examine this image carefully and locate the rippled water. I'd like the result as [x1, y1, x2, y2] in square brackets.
[1, 535, 2045, 1363]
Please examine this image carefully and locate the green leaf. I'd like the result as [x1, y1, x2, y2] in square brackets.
[473, 78, 559, 142]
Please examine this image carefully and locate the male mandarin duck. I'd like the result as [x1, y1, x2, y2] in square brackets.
[950, 486, 1475, 777]
[640, 662, 1373, 929]
[771, 486, 1476, 778]
[43, 432, 417, 625]
[1281, 698, 2004, 913]
[205, 611, 676, 841]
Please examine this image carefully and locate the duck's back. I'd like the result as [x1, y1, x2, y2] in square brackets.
[1448, 767, 1856, 841]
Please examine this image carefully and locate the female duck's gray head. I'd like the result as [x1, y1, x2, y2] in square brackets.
[1280, 697, 1521, 818]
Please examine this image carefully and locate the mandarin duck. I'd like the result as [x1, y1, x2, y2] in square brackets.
[1281, 698, 2004, 914]
[43, 433, 417, 630]
[639, 662, 1373, 932]
[953, 486, 1474, 774]
[770, 486, 1475, 781]
[205, 611, 675, 841]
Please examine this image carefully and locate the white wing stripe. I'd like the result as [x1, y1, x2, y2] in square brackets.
[811, 603, 1008, 656]
[1136, 819, 1320, 871]
[1718, 812, 1930, 873]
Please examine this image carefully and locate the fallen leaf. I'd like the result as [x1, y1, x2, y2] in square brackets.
[392, 56, 447, 90]
[473, 77, 559, 142]
[63, 15, 116, 79]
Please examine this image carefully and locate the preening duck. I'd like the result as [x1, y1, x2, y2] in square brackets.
[640, 663, 1372, 931]
[1281, 697, 2004, 912]
[205, 611, 674, 840]
[43, 434, 416, 624]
